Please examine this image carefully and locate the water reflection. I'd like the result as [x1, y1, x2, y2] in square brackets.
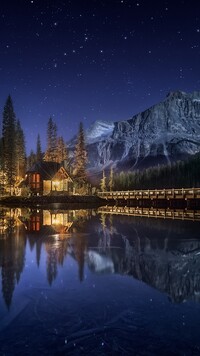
[0, 208, 90, 308]
[96, 211, 200, 303]
[0, 206, 200, 310]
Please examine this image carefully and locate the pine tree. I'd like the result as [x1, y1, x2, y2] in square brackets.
[44, 117, 57, 162]
[100, 170, 107, 192]
[27, 150, 36, 170]
[36, 134, 43, 162]
[16, 119, 26, 179]
[108, 167, 114, 191]
[0, 137, 3, 170]
[2, 96, 17, 192]
[56, 136, 68, 163]
[74, 122, 87, 181]
[0, 137, 6, 194]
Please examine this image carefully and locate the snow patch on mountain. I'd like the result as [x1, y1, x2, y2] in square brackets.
[85, 120, 114, 144]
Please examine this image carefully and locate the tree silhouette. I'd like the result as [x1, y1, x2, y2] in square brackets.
[2, 96, 17, 192]
[74, 122, 87, 182]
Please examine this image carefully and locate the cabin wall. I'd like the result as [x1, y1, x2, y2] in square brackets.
[43, 180, 52, 195]
[27, 173, 42, 195]
[43, 179, 73, 195]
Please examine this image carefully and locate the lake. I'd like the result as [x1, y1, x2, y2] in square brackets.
[0, 206, 200, 355]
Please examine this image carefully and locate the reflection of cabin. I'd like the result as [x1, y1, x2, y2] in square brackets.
[26, 210, 43, 232]
[43, 210, 75, 233]
[25, 210, 75, 234]
[26, 162, 73, 195]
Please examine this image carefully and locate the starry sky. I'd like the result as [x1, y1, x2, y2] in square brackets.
[0, 0, 200, 154]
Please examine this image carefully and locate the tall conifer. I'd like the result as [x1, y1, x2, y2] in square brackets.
[2, 96, 17, 191]
[36, 134, 43, 161]
[27, 150, 36, 170]
[56, 136, 68, 163]
[44, 117, 57, 162]
[74, 122, 87, 181]
[108, 167, 114, 191]
[100, 170, 107, 192]
[16, 119, 26, 179]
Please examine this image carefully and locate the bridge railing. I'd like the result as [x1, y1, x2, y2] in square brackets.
[98, 206, 200, 221]
[98, 188, 200, 200]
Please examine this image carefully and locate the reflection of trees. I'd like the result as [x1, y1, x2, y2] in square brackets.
[0, 209, 26, 308]
[0, 208, 7, 234]
[46, 245, 58, 285]
[72, 236, 86, 282]
[97, 213, 114, 251]
[0, 207, 91, 305]
[24, 209, 91, 284]
[44, 234, 87, 284]
[17, 208, 92, 287]
[45, 239, 68, 285]
[0, 208, 20, 234]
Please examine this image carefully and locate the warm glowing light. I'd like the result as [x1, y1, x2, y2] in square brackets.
[53, 181, 59, 190]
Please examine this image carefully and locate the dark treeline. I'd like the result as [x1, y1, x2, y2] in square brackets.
[113, 154, 200, 190]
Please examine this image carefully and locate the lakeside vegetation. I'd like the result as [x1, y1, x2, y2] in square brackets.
[100, 153, 200, 191]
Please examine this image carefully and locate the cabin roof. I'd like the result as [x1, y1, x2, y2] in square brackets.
[26, 161, 73, 181]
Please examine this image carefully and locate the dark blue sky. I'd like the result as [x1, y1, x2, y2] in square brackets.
[0, 0, 200, 154]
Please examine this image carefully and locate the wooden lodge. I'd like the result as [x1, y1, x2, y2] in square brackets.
[25, 161, 73, 196]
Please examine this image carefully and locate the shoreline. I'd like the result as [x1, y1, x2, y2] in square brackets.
[0, 195, 108, 208]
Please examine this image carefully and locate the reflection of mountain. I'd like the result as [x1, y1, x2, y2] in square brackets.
[86, 214, 200, 303]
[87, 251, 114, 273]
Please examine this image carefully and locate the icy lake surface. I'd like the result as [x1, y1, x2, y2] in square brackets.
[0, 207, 200, 355]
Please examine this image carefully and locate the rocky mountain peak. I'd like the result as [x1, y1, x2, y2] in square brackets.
[70, 91, 200, 172]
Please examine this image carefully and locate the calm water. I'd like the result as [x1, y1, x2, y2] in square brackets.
[0, 206, 200, 355]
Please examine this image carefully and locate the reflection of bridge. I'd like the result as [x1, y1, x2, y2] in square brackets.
[98, 188, 200, 207]
[98, 206, 200, 221]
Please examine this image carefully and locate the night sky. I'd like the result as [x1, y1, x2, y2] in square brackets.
[1, 0, 200, 154]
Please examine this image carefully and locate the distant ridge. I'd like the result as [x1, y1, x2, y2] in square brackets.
[69, 91, 200, 173]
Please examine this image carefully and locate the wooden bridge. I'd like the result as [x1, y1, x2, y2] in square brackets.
[98, 188, 200, 208]
[98, 206, 200, 222]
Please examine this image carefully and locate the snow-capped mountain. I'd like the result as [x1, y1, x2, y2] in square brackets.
[70, 91, 200, 171]
[85, 120, 114, 144]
